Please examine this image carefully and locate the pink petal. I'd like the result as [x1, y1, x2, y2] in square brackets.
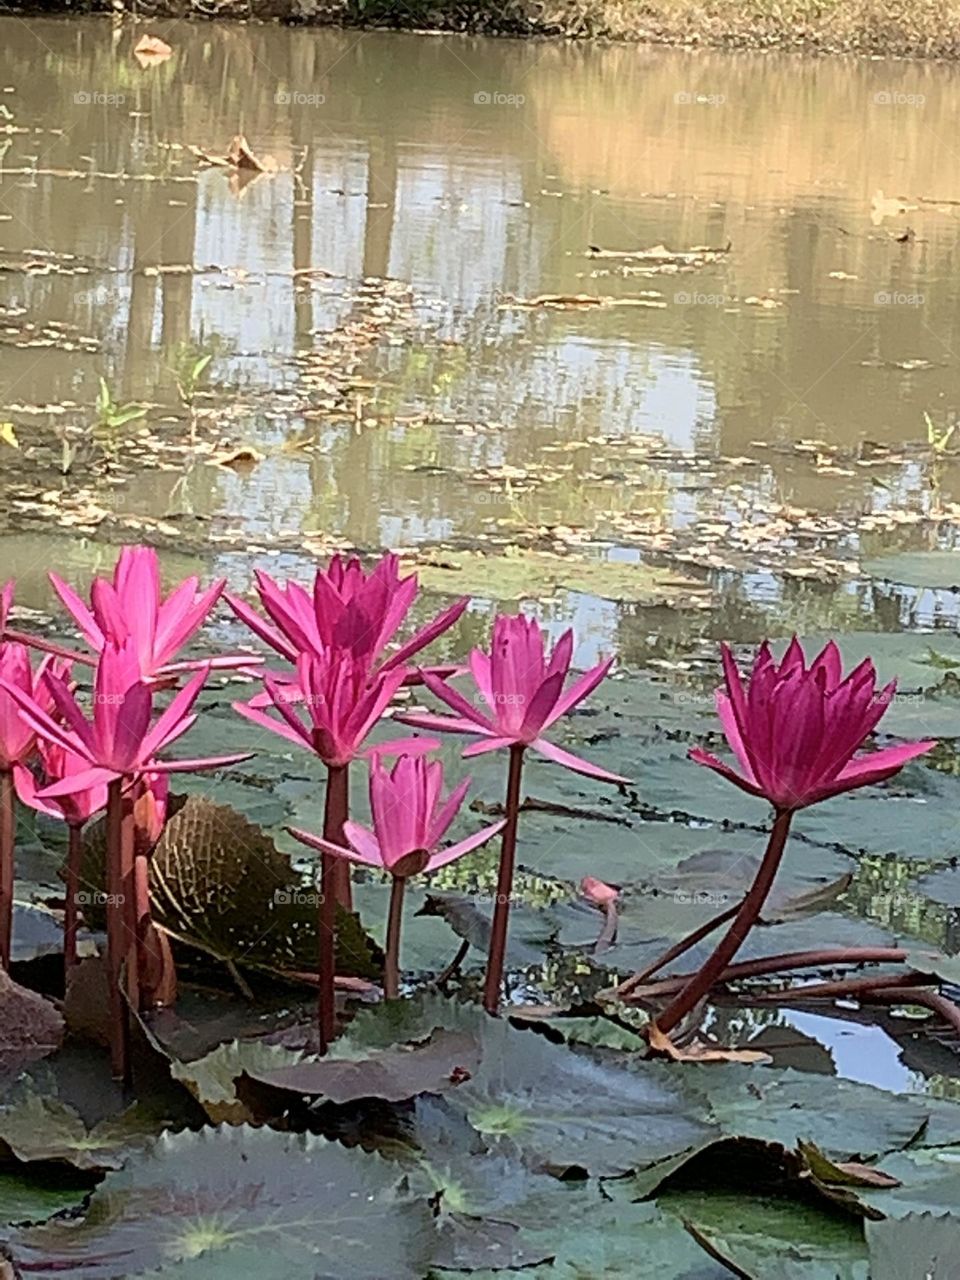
[807, 740, 935, 806]
[394, 710, 493, 738]
[49, 573, 104, 651]
[382, 596, 470, 672]
[689, 746, 768, 801]
[151, 752, 253, 774]
[531, 736, 629, 783]
[461, 735, 520, 758]
[419, 669, 493, 731]
[286, 824, 380, 867]
[544, 656, 615, 728]
[425, 819, 507, 871]
[226, 593, 298, 663]
[361, 735, 442, 759]
[40, 766, 118, 798]
[233, 701, 310, 749]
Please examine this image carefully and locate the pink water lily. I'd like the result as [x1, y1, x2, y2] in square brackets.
[289, 754, 505, 877]
[50, 546, 249, 680]
[690, 639, 935, 812]
[1, 640, 251, 795]
[0, 581, 12, 638]
[0, 644, 65, 771]
[290, 754, 503, 998]
[14, 740, 109, 827]
[399, 613, 627, 783]
[227, 553, 468, 680]
[234, 648, 437, 769]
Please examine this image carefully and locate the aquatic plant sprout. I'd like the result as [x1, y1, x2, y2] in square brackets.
[653, 637, 936, 1037]
[289, 754, 504, 998]
[399, 613, 626, 1014]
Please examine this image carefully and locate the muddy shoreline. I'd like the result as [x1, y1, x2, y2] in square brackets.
[7, 0, 960, 60]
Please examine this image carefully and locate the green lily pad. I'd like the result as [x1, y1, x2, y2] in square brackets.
[862, 552, 960, 591]
[411, 548, 707, 606]
[8, 1126, 436, 1279]
[859, 1145, 960, 1218]
[0, 1168, 92, 1227]
[672, 1190, 869, 1280]
[866, 1211, 960, 1279]
[0, 1091, 157, 1172]
[166, 1038, 309, 1124]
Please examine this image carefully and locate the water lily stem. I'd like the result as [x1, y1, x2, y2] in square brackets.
[63, 821, 84, 973]
[615, 897, 742, 997]
[318, 763, 349, 1052]
[105, 779, 131, 1085]
[483, 743, 525, 1016]
[655, 809, 794, 1036]
[0, 769, 13, 970]
[384, 875, 405, 1000]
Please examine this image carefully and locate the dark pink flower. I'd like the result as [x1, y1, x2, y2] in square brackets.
[288, 754, 504, 877]
[234, 648, 436, 769]
[49, 546, 239, 680]
[14, 740, 109, 827]
[1, 641, 250, 795]
[690, 638, 935, 812]
[0, 644, 65, 770]
[398, 613, 626, 782]
[227, 552, 467, 678]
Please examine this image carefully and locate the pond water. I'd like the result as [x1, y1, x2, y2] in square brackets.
[3, 17, 960, 1095]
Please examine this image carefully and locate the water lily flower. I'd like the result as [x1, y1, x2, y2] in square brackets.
[0, 641, 67, 969]
[227, 553, 468, 681]
[397, 613, 623, 1015]
[49, 545, 250, 680]
[689, 639, 935, 812]
[289, 754, 505, 878]
[14, 740, 109, 828]
[1, 640, 251, 795]
[398, 613, 627, 783]
[653, 637, 936, 1038]
[234, 649, 437, 769]
[289, 755, 504, 997]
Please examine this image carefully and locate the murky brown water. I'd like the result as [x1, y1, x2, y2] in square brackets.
[5, 18, 960, 626]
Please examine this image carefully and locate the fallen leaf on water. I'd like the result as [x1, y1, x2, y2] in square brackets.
[647, 1024, 772, 1064]
[133, 34, 173, 67]
[0, 421, 18, 448]
[210, 445, 265, 471]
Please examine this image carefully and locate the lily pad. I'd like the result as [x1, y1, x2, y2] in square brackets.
[0, 971, 63, 1082]
[866, 1212, 960, 1280]
[8, 1125, 436, 1279]
[410, 548, 707, 606]
[0, 1091, 155, 1172]
[166, 1038, 308, 1124]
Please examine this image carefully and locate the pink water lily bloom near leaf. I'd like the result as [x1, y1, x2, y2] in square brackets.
[398, 614, 627, 783]
[234, 649, 438, 769]
[49, 545, 249, 680]
[0, 640, 251, 797]
[14, 740, 110, 827]
[226, 552, 468, 680]
[0, 644, 66, 770]
[690, 638, 935, 812]
[289, 754, 505, 876]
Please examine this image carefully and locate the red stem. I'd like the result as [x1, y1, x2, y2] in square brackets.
[0, 770, 13, 971]
[63, 821, 84, 974]
[483, 743, 525, 1017]
[616, 897, 742, 996]
[865, 987, 960, 1036]
[627, 947, 908, 1002]
[748, 972, 926, 1001]
[655, 809, 794, 1035]
[105, 779, 130, 1084]
[384, 875, 405, 1000]
[318, 763, 349, 1052]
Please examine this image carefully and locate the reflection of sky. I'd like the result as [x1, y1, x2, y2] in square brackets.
[783, 1009, 925, 1094]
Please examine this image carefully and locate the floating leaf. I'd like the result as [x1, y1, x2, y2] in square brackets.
[9, 1126, 436, 1279]
[0, 972, 63, 1082]
[866, 1211, 960, 1280]
[0, 1091, 155, 1172]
